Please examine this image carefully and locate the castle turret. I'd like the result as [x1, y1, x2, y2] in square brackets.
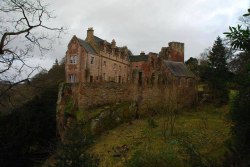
[168, 42, 184, 62]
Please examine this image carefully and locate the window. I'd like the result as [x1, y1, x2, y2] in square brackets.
[103, 61, 106, 66]
[69, 74, 76, 83]
[113, 63, 117, 70]
[119, 65, 121, 71]
[91, 57, 94, 64]
[70, 55, 77, 64]
[90, 76, 93, 83]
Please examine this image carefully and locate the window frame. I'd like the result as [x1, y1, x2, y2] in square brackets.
[69, 74, 76, 83]
[70, 55, 77, 64]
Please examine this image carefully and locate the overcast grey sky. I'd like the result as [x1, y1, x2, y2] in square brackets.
[36, 0, 249, 70]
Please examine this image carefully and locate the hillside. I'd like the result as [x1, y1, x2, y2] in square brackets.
[53, 102, 231, 167]
[87, 104, 231, 167]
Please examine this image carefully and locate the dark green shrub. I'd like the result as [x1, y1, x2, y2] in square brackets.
[55, 122, 98, 167]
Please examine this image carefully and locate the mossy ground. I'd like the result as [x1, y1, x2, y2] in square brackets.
[88, 104, 231, 167]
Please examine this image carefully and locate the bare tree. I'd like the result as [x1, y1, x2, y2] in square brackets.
[0, 0, 64, 100]
[161, 84, 178, 139]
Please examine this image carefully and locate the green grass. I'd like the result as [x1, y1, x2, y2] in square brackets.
[88, 104, 231, 167]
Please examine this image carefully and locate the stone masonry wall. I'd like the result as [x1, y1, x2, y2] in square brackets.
[75, 81, 196, 110]
[77, 82, 131, 110]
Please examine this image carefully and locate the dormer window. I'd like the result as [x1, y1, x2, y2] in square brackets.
[70, 55, 77, 64]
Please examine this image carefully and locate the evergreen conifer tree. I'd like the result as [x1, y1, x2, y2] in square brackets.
[207, 36, 229, 103]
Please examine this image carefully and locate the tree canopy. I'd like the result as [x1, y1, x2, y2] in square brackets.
[224, 8, 250, 51]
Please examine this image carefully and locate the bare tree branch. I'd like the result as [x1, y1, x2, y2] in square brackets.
[0, 0, 65, 103]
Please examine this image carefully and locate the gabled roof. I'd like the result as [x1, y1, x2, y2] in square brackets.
[77, 37, 97, 55]
[164, 60, 195, 77]
[129, 55, 149, 62]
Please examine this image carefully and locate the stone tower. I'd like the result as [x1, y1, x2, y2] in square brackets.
[159, 42, 184, 62]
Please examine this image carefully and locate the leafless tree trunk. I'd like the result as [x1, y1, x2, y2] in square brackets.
[160, 84, 178, 138]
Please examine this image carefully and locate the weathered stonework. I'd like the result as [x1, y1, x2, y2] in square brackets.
[57, 28, 197, 139]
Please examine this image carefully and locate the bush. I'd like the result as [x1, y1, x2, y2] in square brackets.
[229, 88, 250, 165]
[0, 86, 58, 167]
[55, 122, 98, 167]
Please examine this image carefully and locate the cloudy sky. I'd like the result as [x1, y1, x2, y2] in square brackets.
[36, 0, 249, 70]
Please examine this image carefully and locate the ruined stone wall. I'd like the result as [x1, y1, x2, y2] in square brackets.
[77, 82, 131, 110]
[129, 83, 197, 110]
[159, 42, 184, 63]
[57, 81, 196, 140]
[75, 80, 196, 110]
[168, 42, 184, 62]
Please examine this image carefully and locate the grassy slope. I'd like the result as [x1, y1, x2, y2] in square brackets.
[88, 104, 231, 167]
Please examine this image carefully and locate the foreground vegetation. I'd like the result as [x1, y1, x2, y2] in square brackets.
[53, 101, 231, 167]
[74, 104, 230, 167]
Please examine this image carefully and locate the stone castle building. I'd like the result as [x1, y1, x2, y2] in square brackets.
[57, 28, 196, 140]
[65, 27, 195, 87]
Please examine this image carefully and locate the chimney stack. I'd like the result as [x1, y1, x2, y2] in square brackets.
[86, 27, 94, 42]
[111, 39, 116, 49]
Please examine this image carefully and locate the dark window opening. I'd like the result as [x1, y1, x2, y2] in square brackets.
[91, 57, 94, 64]
[90, 76, 93, 83]
[119, 76, 121, 83]
[138, 72, 142, 85]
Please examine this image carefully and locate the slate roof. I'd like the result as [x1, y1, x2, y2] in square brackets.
[94, 35, 105, 44]
[94, 35, 113, 51]
[129, 55, 149, 62]
[77, 37, 97, 55]
[164, 60, 195, 77]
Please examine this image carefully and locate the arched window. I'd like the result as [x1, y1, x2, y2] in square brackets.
[69, 74, 76, 83]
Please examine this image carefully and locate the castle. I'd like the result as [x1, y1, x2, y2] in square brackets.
[65, 27, 195, 87]
[63, 27, 196, 110]
[57, 28, 197, 140]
